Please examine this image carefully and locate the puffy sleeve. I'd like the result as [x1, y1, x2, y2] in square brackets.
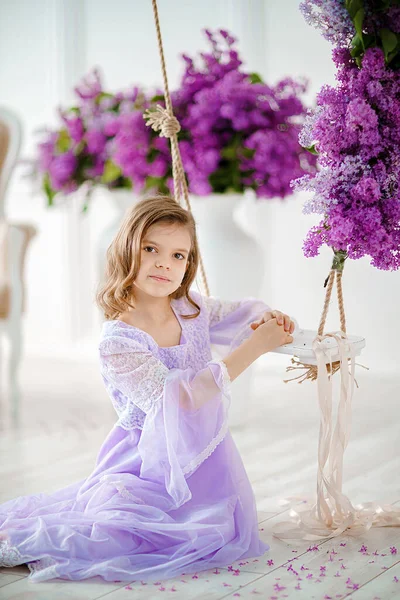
[99, 331, 232, 509]
[201, 294, 272, 351]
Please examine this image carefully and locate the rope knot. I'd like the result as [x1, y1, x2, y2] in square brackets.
[143, 105, 181, 138]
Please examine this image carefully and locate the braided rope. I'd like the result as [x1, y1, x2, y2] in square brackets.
[336, 271, 347, 334]
[318, 269, 335, 337]
[144, 0, 210, 296]
[284, 259, 350, 384]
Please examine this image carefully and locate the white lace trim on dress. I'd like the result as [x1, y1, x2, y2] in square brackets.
[26, 555, 59, 580]
[182, 418, 229, 476]
[211, 358, 232, 398]
[0, 538, 24, 567]
[181, 359, 231, 476]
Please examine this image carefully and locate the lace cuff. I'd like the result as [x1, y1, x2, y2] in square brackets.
[209, 359, 232, 398]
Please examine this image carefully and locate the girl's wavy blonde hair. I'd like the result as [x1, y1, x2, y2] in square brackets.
[96, 195, 201, 321]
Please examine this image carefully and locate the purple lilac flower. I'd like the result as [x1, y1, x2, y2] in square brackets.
[37, 29, 316, 205]
[74, 68, 102, 100]
[300, 0, 354, 46]
[36, 68, 152, 201]
[48, 150, 77, 191]
[112, 111, 169, 190]
[60, 113, 84, 143]
[86, 129, 107, 155]
[38, 133, 58, 171]
[172, 29, 316, 197]
[294, 43, 400, 271]
[84, 157, 105, 179]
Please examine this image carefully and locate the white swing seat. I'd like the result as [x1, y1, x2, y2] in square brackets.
[273, 327, 366, 366]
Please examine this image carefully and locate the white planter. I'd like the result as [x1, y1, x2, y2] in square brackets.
[188, 192, 266, 429]
[188, 192, 265, 298]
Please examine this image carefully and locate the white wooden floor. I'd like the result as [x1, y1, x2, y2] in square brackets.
[0, 353, 399, 600]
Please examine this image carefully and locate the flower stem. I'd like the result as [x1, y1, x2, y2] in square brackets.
[331, 249, 347, 272]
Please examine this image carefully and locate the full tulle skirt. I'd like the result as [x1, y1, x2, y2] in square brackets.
[0, 424, 269, 583]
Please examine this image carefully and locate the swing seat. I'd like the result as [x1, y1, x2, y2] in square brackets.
[273, 327, 366, 366]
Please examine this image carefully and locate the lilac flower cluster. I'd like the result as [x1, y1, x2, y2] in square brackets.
[300, 0, 354, 47]
[37, 69, 170, 208]
[296, 4, 400, 271]
[37, 29, 316, 207]
[171, 29, 317, 197]
[301, 0, 400, 61]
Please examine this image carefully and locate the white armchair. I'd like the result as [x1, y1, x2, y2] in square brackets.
[0, 107, 37, 418]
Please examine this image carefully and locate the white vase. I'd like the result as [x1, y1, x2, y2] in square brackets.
[188, 192, 266, 429]
[188, 192, 265, 298]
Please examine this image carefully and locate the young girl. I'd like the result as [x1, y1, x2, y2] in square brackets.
[0, 195, 294, 583]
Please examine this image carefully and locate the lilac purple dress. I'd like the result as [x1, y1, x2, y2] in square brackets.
[0, 290, 270, 583]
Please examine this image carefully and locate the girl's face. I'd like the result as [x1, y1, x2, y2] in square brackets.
[133, 222, 192, 298]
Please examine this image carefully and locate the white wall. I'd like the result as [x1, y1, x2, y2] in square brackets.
[0, 0, 398, 373]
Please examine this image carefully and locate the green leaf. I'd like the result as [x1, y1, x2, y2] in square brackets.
[144, 176, 169, 194]
[101, 160, 121, 184]
[221, 146, 236, 160]
[240, 147, 255, 159]
[220, 134, 241, 160]
[209, 170, 231, 193]
[177, 129, 191, 142]
[353, 8, 365, 47]
[74, 140, 86, 155]
[345, 0, 363, 19]
[43, 173, 56, 206]
[240, 168, 255, 179]
[94, 92, 114, 105]
[380, 28, 398, 61]
[387, 47, 400, 65]
[56, 129, 71, 153]
[350, 32, 364, 58]
[248, 72, 263, 84]
[363, 33, 375, 48]
[147, 148, 158, 163]
[150, 94, 165, 103]
[303, 143, 319, 156]
[120, 178, 133, 190]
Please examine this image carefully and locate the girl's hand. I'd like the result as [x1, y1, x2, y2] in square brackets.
[250, 310, 295, 334]
[250, 318, 294, 355]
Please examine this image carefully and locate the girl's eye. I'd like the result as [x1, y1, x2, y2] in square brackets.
[144, 247, 185, 260]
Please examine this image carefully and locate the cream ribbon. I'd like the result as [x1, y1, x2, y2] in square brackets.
[273, 331, 400, 541]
